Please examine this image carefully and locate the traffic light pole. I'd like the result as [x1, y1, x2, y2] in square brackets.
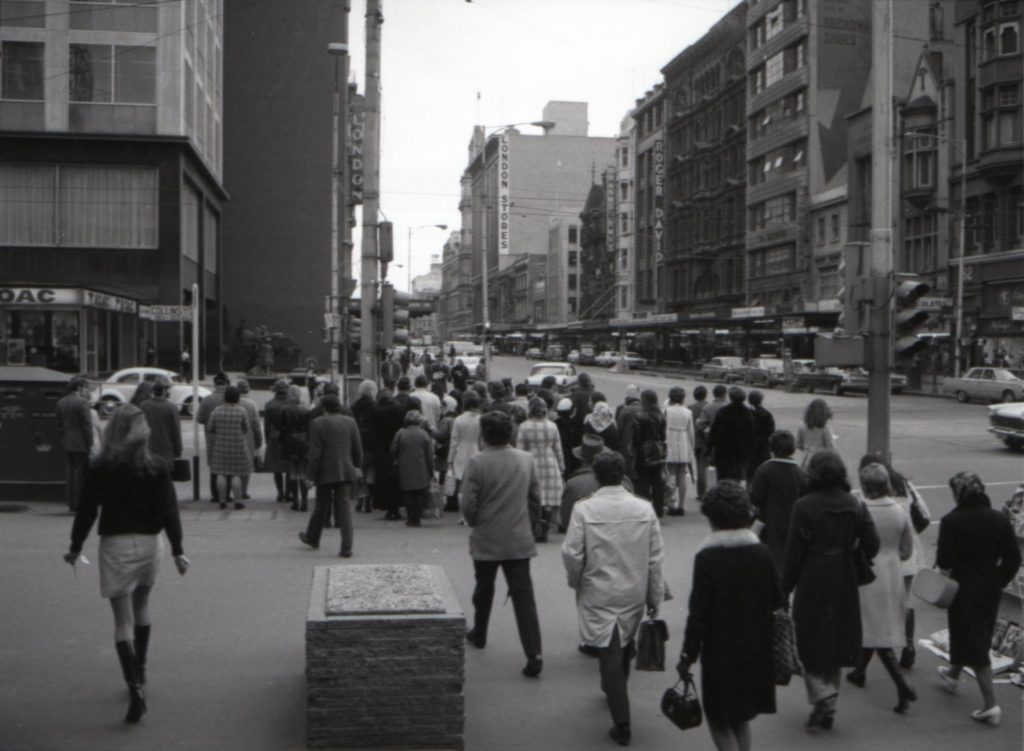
[359, 0, 383, 381]
[867, 0, 892, 461]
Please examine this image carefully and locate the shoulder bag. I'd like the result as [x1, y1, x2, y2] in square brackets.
[908, 486, 930, 534]
[773, 608, 803, 685]
[661, 673, 703, 731]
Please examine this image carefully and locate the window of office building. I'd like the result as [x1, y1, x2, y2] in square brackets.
[903, 131, 936, 189]
[0, 164, 158, 247]
[568, 250, 578, 267]
[1, 41, 44, 100]
[568, 226, 578, 244]
[982, 84, 1021, 148]
[904, 214, 937, 271]
[69, 0, 159, 33]
[568, 274, 577, 291]
[817, 215, 826, 244]
[69, 44, 156, 104]
[765, 51, 784, 87]
[831, 213, 841, 242]
[765, 5, 784, 40]
[620, 212, 630, 234]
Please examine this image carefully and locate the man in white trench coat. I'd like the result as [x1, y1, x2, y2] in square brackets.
[562, 451, 664, 747]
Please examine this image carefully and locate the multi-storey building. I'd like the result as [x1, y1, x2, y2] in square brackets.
[221, 1, 348, 367]
[545, 216, 583, 324]
[614, 115, 635, 318]
[662, 1, 747, 342]
[439, 229, 473, 341]
[460, 101, 616, 338]
[578, 177, 618, 321]
[631, 85, 664, 315]
[0, 0, 225, 374]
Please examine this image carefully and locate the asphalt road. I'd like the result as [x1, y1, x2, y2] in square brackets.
[1, 357, 1021, 750]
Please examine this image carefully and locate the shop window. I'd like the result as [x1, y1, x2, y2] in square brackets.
[70, 44, 156, 104]
[1, 41, 44, 100]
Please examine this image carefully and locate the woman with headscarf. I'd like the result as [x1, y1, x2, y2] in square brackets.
[64, 405, 189, 724]
[391, 410, 435, 527]
[631, 389, 667, 517]
[554, 397, 578, 477]
[845, 463, 916, 713]
[583, 401, 620, 452]
[263, 378, 291, 503]
[664, 386, 695, 516]
[934, 471, 1021, 726]
[351, 380, 378, 513]
[796, 398, 835, 467]
[782, 450, 880, 731]
[856, 453, 931, 668]
[279, 385, 311, 511]
[448, 390, 482, 516]
[516, 397, 565, 542]
[208, 386, 253, 510]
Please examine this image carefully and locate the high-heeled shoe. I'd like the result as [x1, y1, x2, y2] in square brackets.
[970, 706, 1001, 726]
[937, 665, 959, 694]
[894, 684, 917, 714]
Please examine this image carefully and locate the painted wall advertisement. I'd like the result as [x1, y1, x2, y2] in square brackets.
[498, 134, 511, 253]
[812, 0, 872, 195]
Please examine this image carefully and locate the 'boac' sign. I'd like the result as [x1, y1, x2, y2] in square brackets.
[0, 287, 57, 304]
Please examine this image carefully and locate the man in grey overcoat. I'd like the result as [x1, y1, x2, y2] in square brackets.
[461, 411, 544, 678]
[300, 395, 363, 557]
[56, 375, 94, 512]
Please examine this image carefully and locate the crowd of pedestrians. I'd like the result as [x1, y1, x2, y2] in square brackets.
[56, 359, 1021, 744]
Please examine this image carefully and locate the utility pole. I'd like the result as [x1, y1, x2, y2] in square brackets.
[359, 0, 383, 380]
[867, 0, 893, 460]
[328, 30, 348, 386]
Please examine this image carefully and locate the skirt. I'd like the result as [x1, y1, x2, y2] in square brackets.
[99, 533, 162, 599]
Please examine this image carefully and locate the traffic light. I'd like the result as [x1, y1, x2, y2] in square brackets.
[893, 274, 931, 365]
[379, 283, 410, 350]
[379, 221, 394, 264]
[837, 243, 868, 335]
[346, 298, 361, 350]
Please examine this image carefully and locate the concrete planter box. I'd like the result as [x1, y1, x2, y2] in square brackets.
[306, 564, 465, 749]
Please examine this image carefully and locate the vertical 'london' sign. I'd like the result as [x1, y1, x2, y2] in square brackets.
[498, 134, 511, 253]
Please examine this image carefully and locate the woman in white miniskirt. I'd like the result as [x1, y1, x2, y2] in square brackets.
[64, 404, 190, 724]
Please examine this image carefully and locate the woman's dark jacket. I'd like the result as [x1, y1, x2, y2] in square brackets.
[782, 487, 880, 671]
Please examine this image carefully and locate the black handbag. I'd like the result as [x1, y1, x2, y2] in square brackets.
[909, 489, 930, 534]
[641, 439, 667, 468]
[171, 458, 192, 483]
[635, 619, 669, 671]
[661, 673, 703, 731]
[772, 608, 803, 685]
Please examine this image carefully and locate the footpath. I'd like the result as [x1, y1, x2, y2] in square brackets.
[1, 471, 1020, 751]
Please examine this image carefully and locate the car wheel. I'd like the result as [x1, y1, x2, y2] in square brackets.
[1006, 437, 1024, 451]
[955, 390, 969, 404]
[831, 381, 843, 396]
[181, 397, 195, 417]
[1001, 390, 1016, 403]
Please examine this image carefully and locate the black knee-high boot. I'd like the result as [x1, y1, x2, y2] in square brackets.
[274, 473, 285, 502]
[900, 609, 916, 668]
[299, 482, 309, 512]
[288, 478, 299, 510]
[878, 648, 917, 713]
[846, 648, 873, 687]
[115, 641, 146, 723]
[133, 625, 151, 686]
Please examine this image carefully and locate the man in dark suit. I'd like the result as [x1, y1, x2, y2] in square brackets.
[707, 386, 755, 482]
[300, 395, 364, 557]
[56, 375, 94, 512]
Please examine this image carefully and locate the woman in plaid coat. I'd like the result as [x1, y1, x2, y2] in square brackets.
[516, 397, 564, 541]
[208, 386, 253, 510]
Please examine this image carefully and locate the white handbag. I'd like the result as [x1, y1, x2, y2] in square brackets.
[912, 568, 959, 608]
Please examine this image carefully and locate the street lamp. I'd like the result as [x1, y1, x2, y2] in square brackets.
[327, 41, 348, 386]
[476, 120, 555, 369]
[906, 130, 968, 377]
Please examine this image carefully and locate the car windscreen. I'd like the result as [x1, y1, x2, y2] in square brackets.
[531, 366, 567, 376]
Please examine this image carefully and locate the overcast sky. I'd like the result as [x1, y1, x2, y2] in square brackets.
[344, 0, 741, 290]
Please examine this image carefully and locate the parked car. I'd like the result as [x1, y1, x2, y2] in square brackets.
[942, 367, 1024, 403]
[578, 344, 598, 365]
[460, 355, 484, 381]
[595, 351, 618, 366]
[567, 349, 580, 364]
[607, 351, 647, 369]
[545, 344, 567, 360]
[699, 356, 744, 381]
[733, 357, 785, 386]
[989, 401, 1024, 450]
[98, 368, 211, 416]
[835, 368, 907, 395]
[526, 362, 577, 390]
[793, 367, 907, 396]
[525, 347, 543, 360]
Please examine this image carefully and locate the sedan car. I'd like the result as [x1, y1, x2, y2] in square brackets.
[699, 356, 744, 381]
[943, 367, 1024, 403]
[989, 401, 1024, 450]
[98, 367, 211, 415]
[606, 351, 647, 369]
[794, 367, 907, 396]
[567, 349, 580, 364]
[526, 362, 577, 390]
[525, 347, 543, 360]
[595, 351, 618, 366]
[734, 357, 785, 386]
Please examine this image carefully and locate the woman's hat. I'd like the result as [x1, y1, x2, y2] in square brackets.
[556, 398, 573, 413]
[572, 433, 606, 462]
